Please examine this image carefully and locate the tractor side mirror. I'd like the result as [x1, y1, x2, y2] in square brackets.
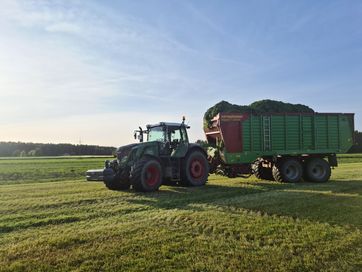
[134, 127, 144, 142]
[134, 132, 144, 142]
[138, 126, 144, 142]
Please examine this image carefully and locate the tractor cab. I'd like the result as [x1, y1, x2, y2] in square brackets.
[134, 121, 190, 157]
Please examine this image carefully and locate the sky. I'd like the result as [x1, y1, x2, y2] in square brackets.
[0, 0, 361, 147]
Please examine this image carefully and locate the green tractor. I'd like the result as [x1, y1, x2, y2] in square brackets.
[87, 118, 209, 192]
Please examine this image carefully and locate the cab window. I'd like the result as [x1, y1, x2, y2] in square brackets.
[171, 129, 182, 142]
[147, 126, 165, 142]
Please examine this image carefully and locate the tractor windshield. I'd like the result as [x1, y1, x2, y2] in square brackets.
[147, 126, 166, 142]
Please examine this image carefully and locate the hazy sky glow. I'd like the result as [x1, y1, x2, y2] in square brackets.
[0, 0, 361, 146]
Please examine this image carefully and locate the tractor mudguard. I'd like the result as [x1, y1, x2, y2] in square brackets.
[186, 144, 207, 158]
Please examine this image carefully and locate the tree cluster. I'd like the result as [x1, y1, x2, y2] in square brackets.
[349, 131, 362, 153]
[0, 142, 116, 157]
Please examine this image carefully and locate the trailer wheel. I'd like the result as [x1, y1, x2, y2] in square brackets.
[103, 168, 130, 190]
[304, 158, 331, 183]
[131, 158, 162, 192]
[181, 151, 209, 186]
[272, 159, 302, 183]
[252, 159, 274, 181]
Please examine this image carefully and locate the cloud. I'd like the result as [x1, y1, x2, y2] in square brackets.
[0, 1, 183, 120]
[0, 1, 213, 145]
[180, 1, 227, 37]
[0, 0, 360, 146]
[45, 22, 81, 34]
[0, 0, 79, 29]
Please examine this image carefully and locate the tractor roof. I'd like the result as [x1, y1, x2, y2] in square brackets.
[147, 122, 190, 129]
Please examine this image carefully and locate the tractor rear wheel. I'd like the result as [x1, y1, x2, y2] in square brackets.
[181, 151, 209, 186]
[272, 158, 302, 183]
[131, 158, 162, 192]
[304, 158, 331, 183]
[252, 159, 274, 180]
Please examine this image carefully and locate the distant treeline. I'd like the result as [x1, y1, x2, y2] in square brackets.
[350, 131, 362, 153]
[1, 130, 361, 157]
[0, 142, 116, 157]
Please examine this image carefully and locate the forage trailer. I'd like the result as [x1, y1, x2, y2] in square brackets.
[205, 112, 354, 182]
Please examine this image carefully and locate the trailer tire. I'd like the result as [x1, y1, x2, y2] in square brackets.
[252, 159, 274, 181]
[304, 158, 331, 183]
[272, 158, 303, 183]
[181, 151, 209, 186]
[131, 158, 163, 192]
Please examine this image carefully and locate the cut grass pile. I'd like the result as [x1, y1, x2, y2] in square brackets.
[0, 155, 361, 271]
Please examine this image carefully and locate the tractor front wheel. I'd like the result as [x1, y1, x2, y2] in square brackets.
[131, 158, 163, 192]
[181, 151, 209, 186]
[103, 168, 131, 190]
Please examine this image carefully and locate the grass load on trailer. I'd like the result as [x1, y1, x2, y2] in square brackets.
[204, 100, 355, 183]
[203, 100, 314, 129]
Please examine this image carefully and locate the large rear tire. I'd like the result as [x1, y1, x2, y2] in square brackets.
[181, 151, 209, 186]
[272, 158, 303, 183]
[131, 158, 163, 192]
[252, 159, 274, 180]
[304, 158, 331, 183]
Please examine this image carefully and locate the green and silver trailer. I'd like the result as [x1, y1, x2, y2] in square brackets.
[205, 112, 355, 182]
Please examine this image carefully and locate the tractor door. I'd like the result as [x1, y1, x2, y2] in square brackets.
[170, 126, 189, 158]
[147, 125, 171, 156]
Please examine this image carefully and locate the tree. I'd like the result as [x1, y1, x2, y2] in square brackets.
[349, 131, 362, 153]
[0, 141, 116, 157]
[12, 149, 21, 157]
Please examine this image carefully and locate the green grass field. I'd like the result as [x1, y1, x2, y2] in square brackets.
[0, 157, 113, 185]
[0, 155, 361, 271]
